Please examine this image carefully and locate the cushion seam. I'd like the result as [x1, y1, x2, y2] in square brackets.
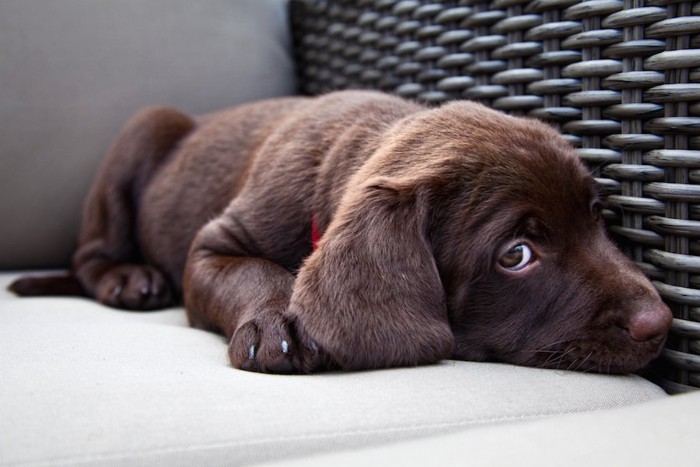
[4, 410, 589, 466]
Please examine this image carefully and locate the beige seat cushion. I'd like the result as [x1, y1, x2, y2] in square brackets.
[0, 272, 666, 466]
[269, 390, 700, 467]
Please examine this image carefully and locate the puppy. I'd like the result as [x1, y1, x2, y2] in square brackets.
[10, 90, 673, 374]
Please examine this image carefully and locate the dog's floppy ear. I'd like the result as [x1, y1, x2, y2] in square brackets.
[287, 174, 454, 371]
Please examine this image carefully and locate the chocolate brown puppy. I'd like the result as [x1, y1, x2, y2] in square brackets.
[10, 90, 673, 374]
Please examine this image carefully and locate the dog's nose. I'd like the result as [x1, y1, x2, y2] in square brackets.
[626, 304, 673, 342]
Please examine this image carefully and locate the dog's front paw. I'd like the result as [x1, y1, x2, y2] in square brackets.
[229, 312, 330, 374]
[95, 264, 173, 310]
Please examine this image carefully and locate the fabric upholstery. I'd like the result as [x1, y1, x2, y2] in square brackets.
[0, 273, 667, 466]
[0, 0, 296, 269]
[271, 391, 700, 467]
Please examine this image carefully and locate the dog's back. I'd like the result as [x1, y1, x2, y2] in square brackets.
[139, 91, 424, 289]
[11, 91, 424, 300]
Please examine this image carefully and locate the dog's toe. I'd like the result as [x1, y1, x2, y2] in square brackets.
[263, 352, 297, 374]
[230, 321, 261, 371]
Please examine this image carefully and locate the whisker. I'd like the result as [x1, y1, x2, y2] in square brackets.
[542, 347, 567, 367]
[547, 345, 577, 371]
[577, 352, 594, 372]
[577, 351, 593, 373]
[548, 346, 576, 372]
[537, 339, 571, 351]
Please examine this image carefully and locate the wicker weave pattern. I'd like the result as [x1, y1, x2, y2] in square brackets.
[290, 0, 700, 392]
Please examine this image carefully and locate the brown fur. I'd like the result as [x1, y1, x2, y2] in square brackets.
[10, 90, 672, 374]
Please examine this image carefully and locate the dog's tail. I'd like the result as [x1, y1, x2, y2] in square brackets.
[8, 273, 87, 297]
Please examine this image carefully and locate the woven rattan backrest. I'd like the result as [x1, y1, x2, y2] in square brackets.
[290, 0, 700, 392]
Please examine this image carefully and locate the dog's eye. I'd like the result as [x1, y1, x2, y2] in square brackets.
[498, 244, 534, 271]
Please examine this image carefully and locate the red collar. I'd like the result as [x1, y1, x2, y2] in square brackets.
[311, 214, 322, 251]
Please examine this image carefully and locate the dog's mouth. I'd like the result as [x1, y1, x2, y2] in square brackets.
[528, 333, 668, 374]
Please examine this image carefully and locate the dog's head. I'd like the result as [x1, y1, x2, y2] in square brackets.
[291, 99, 672, 373]
[425, 102, 673, 374]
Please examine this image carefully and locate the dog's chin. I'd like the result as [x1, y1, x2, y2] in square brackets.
[516, 335, 668, 375]
[454, 326, 668, 374]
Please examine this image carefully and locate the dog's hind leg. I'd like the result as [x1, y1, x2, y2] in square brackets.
[69, 107, 195, 310]
[8, 107, 193, 307]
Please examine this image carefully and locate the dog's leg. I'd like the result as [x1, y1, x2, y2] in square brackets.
[72, 107, 195, 310]
[184, 205, 328, 374]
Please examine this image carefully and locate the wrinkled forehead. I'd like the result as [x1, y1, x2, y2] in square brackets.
[421, 103, 601, 229]
[463, 143, 600, 240]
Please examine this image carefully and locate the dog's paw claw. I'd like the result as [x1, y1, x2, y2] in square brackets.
[110, 284, 123, 301]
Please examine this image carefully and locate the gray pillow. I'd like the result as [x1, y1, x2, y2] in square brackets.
[0, 0, 296, 269]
